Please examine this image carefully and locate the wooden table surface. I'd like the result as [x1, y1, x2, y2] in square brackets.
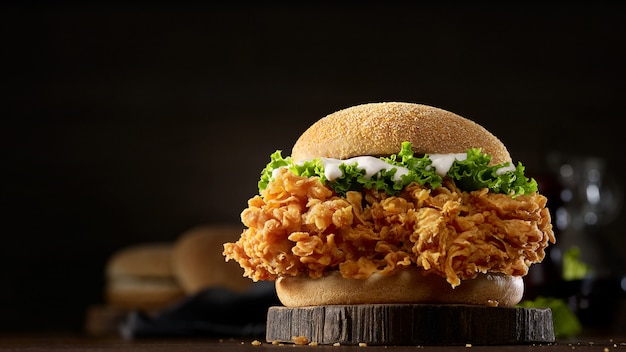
[0, 334, 624, 352]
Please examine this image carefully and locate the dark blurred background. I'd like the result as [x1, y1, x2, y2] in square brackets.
[2, 1, 625, 334]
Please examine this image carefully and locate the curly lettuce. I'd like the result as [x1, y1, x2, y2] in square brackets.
[448, 148, 537, 196]
[258, 142, 537, 197]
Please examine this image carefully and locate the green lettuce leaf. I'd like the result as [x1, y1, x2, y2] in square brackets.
[448, 148, 538, 196]
[257, 142, 537, 197]
[258, 150, 292, 191]
[382, 141, 442, 191]
[562, 246, 592, 281]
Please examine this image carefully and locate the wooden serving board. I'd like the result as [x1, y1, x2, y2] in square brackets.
[266, 304, 555, 346]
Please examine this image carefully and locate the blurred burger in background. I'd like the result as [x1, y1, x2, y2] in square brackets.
[86, 224, 250, 336]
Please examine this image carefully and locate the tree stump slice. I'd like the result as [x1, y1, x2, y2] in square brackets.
[266, 304, 555, 346]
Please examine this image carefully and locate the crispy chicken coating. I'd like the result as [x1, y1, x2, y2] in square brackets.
[223, 168, 555, 287]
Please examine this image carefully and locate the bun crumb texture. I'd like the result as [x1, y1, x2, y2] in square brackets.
[291, 102, 511, 165]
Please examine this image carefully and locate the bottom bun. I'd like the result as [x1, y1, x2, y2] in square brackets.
[105, 278, 185, 311]
[275, 268, 523, 307]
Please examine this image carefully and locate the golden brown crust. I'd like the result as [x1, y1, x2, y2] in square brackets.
[291, 102, 511, 165]
[173, 224, 253, 294]
[275, 268, 524, 307]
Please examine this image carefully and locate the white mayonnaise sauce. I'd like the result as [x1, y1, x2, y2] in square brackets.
[495, 164, 516, 175]
[271, 167, 285, 179]
[320, 156, 410, 182]
[428, 153, 467, 176]
[287, 153, 516, 182]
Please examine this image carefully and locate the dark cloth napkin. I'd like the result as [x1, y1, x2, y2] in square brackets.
[120, 282, 281, 339]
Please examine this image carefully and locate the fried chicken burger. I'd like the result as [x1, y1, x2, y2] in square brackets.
[223, 102, 555, 308]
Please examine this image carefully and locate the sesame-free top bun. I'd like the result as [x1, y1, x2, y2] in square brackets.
[105, 243, 184, 311]
[291, 102, 511, 165]
[172, 224, 252, 294]
[276, 268, 524, 308]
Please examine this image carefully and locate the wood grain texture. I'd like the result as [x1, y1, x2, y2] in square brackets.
[266, 304, 555, 346]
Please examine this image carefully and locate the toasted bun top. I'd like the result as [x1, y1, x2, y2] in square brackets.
[106, 243, 175, 279]
[173, 224, 252, 294]
[291, 102, 511, 165]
